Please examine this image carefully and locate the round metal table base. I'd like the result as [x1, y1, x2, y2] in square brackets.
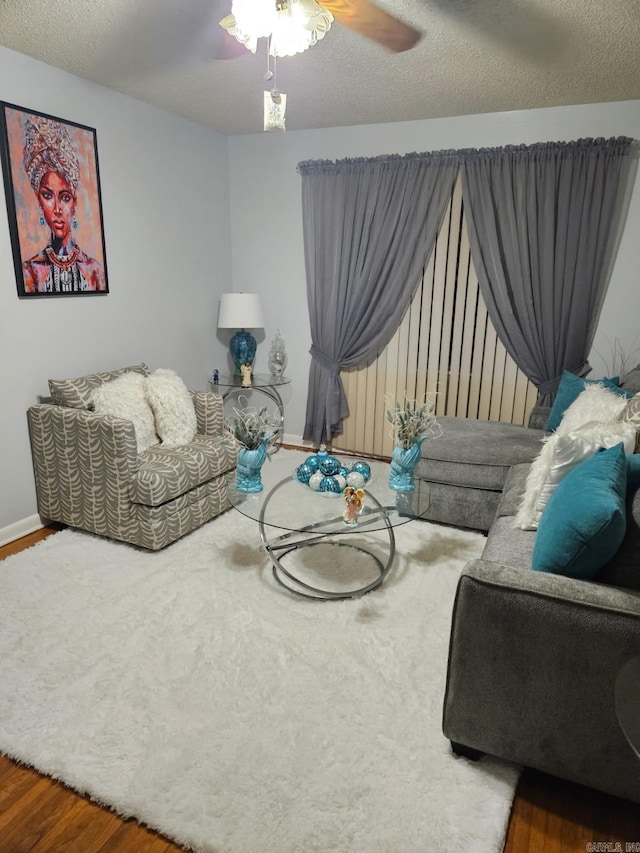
[259, 491, 396, 600]
[269, 540, 391, 601]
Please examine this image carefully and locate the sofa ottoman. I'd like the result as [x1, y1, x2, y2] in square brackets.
[413, 416, 546, 531]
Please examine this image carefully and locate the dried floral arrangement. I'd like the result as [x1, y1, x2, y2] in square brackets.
[227, 402, 276, 450]
[385, 395, 442, 449]
[593, 335, 640, 379]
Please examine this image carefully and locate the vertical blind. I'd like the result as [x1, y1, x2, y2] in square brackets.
[336, 177, 538, 458]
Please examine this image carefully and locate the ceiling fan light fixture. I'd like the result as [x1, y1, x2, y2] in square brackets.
[221, 0, 333, 57]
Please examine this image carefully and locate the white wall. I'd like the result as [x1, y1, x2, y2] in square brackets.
[0, 46, 232, 535]
[2, 45, 639, 538]
[228, 100, 640, 441]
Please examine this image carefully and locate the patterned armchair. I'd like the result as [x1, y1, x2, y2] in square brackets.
[27, 364, 238, 550]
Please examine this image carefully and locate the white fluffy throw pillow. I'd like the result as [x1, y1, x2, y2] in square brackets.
[618, 392, 640, 452]
[91, 372, 160, 454]
[556, 383, 629, 435]
[145, 368, 197, 447]
[514, 421, 637, 530]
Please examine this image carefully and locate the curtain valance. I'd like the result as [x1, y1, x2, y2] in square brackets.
[297, 149, 461, 177]
[298, 137, 635, 174]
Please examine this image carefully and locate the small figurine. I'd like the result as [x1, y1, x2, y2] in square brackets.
[343, 486, 365, 526]
[241, 362, 253, 387]
[213, 369, 219, 384]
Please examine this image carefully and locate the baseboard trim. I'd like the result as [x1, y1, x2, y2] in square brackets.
[281, 433, 313, 451]
[0, 515, 44, 548]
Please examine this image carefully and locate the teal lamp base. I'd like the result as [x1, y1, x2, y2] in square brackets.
[229, 329, 257, 375]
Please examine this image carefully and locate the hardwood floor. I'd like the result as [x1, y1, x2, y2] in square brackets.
[1, 526, 639, 852]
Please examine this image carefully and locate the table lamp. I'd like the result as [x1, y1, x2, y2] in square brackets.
[217, 292, 264, 375]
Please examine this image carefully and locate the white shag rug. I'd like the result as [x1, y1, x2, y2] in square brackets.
[0, 462, 520, 853]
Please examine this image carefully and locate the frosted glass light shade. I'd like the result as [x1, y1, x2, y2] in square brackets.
[217, 293, 264, 330]
[220, 0, 333, 57]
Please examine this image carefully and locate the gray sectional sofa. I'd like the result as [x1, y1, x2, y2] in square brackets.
[439, 365, 640, 804]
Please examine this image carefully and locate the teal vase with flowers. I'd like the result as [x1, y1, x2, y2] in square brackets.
[228, 403, 276, 494]
[386, 397, 441, 492]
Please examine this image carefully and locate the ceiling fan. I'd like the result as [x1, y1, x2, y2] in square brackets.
[213, 0, 422, 58]
[318, 0, 422, 52]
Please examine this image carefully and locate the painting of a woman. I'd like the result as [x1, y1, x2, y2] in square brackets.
[0, 104, 108, 297]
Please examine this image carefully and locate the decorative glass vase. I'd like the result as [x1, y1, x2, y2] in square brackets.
[236, 438, 270, 493]
[229, 329, 257, 376]
[388, 439, 425, 492]
[268, 331, 288, 380]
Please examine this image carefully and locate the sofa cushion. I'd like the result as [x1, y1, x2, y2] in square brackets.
[618, 392, 640, 452]
[415, 416, 544, 491]
[532, 443, 628, 579]
[49, 363, 149, 409]
[481, 514, 536, 570]
[129, 474, 234, 550]
[415, 481, 501, 532]
[131, 434, 237, 506]
[620, 364, 640, 395]
[555, 384, 630, 434]
[597, 484, 640, 591]
[146, 369, 198, 447]
[544, 371, 628, 432]
[514, 422, 636, 530]
[91, 372, 160, 454]
[628, 453, 640, 490]
[495, 463, 530, 518]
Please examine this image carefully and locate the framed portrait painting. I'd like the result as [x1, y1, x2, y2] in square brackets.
[0, 102, 109, 297]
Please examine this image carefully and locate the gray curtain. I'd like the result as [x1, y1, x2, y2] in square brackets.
[298, 151, 460, 446]
[461, 137, 636, 405]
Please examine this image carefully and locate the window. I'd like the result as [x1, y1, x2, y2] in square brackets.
[337, 178, 537, 458]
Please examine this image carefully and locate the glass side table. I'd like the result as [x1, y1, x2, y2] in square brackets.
[615, 655, 640, 760]
[209, 372, 291, 453]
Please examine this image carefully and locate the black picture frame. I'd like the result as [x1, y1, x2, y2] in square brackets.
[0, 102, 109, 297]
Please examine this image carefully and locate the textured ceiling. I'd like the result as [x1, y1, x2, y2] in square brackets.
[0, 0, 639, 135]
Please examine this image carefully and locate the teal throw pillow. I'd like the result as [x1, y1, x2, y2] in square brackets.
[627, 453, 640, 491]
[545, 371, 629, 432]
[532, 443, 627, 579]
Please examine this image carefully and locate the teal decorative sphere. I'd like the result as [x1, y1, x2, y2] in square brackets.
[319, 455, 340, 476]
[295, 452, 371, 496]
[319, 475, 342, 494]
[352, 461, 371, 480]
[306, 456, 320, 472]
[295, 462, 314, 484]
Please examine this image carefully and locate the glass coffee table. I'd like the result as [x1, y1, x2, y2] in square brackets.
[228, 453, 430, 600]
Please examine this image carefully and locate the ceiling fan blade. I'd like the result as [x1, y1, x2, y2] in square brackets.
[320, 0, 421, 52]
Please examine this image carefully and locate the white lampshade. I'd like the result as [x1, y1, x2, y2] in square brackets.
[217, 292, 264, 329]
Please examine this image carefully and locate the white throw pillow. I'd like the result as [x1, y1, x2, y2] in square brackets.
[514, 421, 637, 530]
[145, 368, 197, 447]
[619, 392, 640, 423]
[618, 392, 640, 452]
[91, 372, 160, 454]
[556, 383, 629, 435]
